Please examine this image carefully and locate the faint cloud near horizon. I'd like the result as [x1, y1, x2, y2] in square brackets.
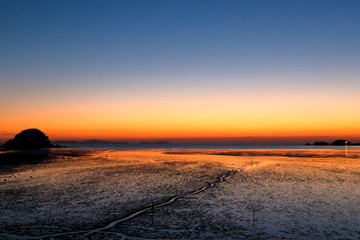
[0, 131, 15, 143]
[0, 131, 16, 136]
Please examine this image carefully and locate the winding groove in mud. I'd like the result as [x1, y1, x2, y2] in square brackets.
[0, 168, 243, 239]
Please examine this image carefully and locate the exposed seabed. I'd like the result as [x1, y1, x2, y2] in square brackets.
[1, 149, 359, 239]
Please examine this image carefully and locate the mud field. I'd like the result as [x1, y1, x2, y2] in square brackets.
[1, 149, 359, 239]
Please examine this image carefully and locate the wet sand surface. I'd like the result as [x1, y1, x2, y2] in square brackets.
[0, 149, 359, 239]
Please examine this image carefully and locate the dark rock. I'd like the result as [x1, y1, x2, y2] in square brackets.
[330, 139, 351, 146]
[314, 141, 329, 146]
[1, 129, 55, 150]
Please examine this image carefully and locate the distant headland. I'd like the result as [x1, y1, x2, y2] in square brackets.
[53, 140, 130, 145]
[53, 140, 171, 145]
[138, 141, 170, 144]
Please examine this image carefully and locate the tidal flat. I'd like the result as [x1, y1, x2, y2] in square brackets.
[0, 149, 359, 239]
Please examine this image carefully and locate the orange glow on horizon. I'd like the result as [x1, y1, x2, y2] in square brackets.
[1, 90, 360, 142]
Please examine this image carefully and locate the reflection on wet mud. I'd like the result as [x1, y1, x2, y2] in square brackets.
[0, 149, 93, 172]
[164, 149, 360, 159]
[0, 150, 51, 169]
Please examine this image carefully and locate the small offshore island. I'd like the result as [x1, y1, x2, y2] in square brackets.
[306, 139, 360, 146]
[1, 129, 61, 150]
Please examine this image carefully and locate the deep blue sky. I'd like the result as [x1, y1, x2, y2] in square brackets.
[2, 0, 359, 86]
[1, 0, 360, 140]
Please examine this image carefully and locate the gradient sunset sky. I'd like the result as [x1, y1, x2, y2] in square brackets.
[1, 0, 360, 143]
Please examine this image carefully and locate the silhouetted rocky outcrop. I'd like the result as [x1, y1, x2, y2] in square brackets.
[1, 129, 56, 150]
[308, 139, 353, 146]
[330, 139, 351, 146]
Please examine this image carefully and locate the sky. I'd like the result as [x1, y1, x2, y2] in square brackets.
[1, 0, 360, 143]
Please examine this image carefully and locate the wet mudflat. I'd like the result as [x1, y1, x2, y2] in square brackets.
[0, 149, 359, 239]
